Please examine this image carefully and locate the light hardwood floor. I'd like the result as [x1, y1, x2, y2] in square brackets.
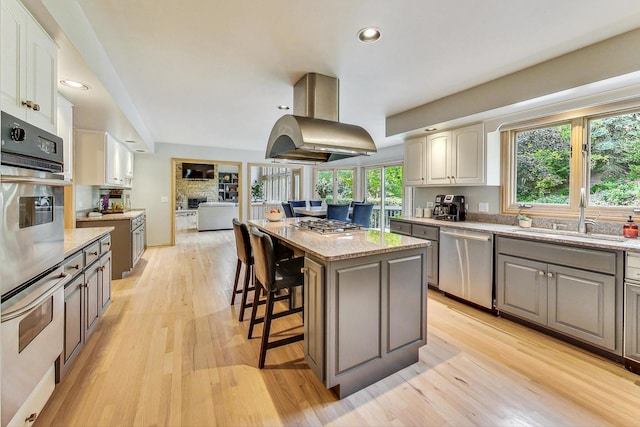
[36, 229, 640, 426]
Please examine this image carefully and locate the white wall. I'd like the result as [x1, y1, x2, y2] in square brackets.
[131, 143, 266, 246]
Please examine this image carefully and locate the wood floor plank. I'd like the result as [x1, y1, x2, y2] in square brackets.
[34, 228, 640, 426]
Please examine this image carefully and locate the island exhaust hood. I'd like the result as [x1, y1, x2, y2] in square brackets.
[266, 73, 377, 162]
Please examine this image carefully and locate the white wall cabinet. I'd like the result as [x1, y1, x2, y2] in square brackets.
[1, 0, 57, 133]
[403, 123, 490, 187]
[57, 95, 74, 179]
[75, 130, 134, 188]
[426, 123, 484, 186]
[403, 136, 427, 185]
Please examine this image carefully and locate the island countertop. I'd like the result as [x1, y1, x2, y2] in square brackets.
[248, 218, 429, 262]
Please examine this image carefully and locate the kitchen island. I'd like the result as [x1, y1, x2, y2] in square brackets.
[248, 218, 429, 398]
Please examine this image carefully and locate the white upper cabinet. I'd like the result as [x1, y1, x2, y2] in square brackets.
[75, 130, 133, 188]
[403, 136, 427, 185]
[57, 94, 73, 180]
[426, 123, 485, 186]
[1, 0, 57, 133]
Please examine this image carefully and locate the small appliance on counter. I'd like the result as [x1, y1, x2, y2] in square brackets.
[99, 188, 131, 213]
[432, 194, 466, 221]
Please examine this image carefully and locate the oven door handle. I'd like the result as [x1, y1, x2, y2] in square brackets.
[1, 272, 72, 322]
[0, 176, 71, 187]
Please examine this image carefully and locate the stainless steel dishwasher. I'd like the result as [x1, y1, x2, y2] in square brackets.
[439, 227, 494, 309]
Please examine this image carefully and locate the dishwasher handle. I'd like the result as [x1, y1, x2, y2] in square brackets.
[440, 230, 492, 242]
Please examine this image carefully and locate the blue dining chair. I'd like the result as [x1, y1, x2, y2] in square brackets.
[350, 203, 374, 227]
[288, 200, 306, 217]
[326, 204, 350, 221]
[309, 200, 322, 207]
[281, 202, 295, 218]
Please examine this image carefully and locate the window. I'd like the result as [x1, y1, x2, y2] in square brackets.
[588, 111, 640, 207]
[503, 103, 640, 219]
[515, 122, 572, 205]
[313, 167, 356, 203]
[258, 166, 300, 202]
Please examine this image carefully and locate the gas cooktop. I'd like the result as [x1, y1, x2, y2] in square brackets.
[293, 219, 364, 234]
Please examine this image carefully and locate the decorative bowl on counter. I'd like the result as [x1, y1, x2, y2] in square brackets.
[264, 210, 284, 222]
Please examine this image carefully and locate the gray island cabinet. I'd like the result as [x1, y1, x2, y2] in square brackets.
[248, 218, 429, 398]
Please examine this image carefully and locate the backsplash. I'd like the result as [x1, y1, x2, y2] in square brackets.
[468, 212, 623, 236]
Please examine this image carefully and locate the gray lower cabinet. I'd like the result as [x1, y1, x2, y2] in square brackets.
[62, 274, 84, 372]
[497, 255, 548, 325]
[303, 257, 325, 381]
[84, 261, 101, 339]
[496, 236, 622, 354]
[304, 247, 428, 398]
[389, 219, 439, 287]
[58, 234, 112, 381]
[99, 249, 112, 313]
[389, 219, 411, 236]
[625, 282, 640, 362]
[77, 213, 145, 279]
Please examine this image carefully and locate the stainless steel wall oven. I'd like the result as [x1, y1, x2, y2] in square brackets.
[1, 111, 71, 426]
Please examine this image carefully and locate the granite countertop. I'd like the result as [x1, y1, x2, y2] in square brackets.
[76, 209, 145, 222]
[248, 218, 429, 262]
[392, 216, 640, 252]
[64, 227, 114, 256]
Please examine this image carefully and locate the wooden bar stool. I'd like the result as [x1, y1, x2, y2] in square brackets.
[231, 218, 255, 321]
[248, 227, 304, 368]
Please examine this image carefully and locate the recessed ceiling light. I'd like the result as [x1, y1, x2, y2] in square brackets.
[357, 26, 381, 43]
[425, 127, 437, 132]
[60, 79, 90, 90]
[277, 105, 290, 110]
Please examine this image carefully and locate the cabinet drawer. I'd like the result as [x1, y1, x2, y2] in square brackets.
[62, 251, 84, 277]
[390, 220, 411, 236]
[84, 241, 101, 266]
[100, 234, 112, 254]
[497, 236, 617, 275]
[412, 224, 438, 241]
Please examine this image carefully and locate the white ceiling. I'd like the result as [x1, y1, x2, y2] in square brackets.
[27, 0, 640, 154]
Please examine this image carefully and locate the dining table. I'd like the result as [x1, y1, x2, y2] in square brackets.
[293, 206, 327, 217]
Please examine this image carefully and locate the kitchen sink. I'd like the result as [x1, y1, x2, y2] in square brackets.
[510, 227, 628, 242]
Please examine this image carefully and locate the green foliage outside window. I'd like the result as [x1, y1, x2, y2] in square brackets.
[589, 112, 640, 206]
[516, 124, 571, 204]
[515, 111, 640, 207]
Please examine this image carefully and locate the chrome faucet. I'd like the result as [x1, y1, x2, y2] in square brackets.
[578, 187, 600, 233]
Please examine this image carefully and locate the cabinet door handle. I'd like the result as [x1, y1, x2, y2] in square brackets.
[538, 270, 545, 276]
[88, 251, 98, 256]
[547, 272, 553, 278]
[32, 103, 40, 111]
[70, 264, 80, 270]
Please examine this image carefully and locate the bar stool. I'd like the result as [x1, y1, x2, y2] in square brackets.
[248, 227, 304, 368]
[231, 218, 255, 321]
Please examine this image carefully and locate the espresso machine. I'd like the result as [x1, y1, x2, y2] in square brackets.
[433, 194, 466, 221]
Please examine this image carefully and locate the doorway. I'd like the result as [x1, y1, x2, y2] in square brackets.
[170, 158, 242, 245]
[363, 163, 403, 231]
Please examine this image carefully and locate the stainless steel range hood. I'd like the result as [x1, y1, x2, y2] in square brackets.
[266, 73, 377, 162]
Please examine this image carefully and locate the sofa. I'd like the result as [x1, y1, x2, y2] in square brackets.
[197, 202, 238, 231]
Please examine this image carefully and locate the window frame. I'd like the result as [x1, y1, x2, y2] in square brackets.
[502, 100, 640, 222]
